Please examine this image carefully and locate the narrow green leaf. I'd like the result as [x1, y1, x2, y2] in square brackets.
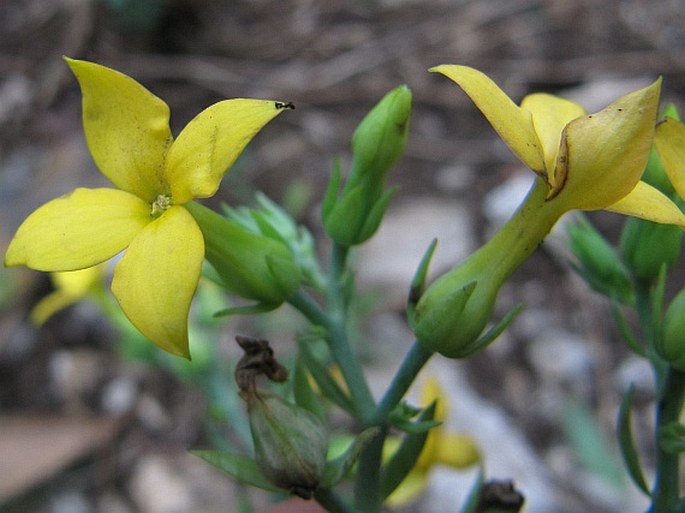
[617, 385, 651, 495]
[191, 449, 281, 492]
[380, 401, 437, 499]
[299, 343, 355, 414]
[321, 427, 380, 488]
[293, 355, 327, 419]
[610, 300, 645, 356]
[459, 467, 485, 513]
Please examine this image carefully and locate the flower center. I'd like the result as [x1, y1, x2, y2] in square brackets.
[150, 194, 172, 218]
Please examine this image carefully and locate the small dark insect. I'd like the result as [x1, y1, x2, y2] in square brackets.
[274, 101, 295, 110]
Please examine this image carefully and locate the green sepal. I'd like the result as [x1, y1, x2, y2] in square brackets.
[407, 238, 439, 329]
[298, 341, 355, 414]
[459, 467, 486, 513]
[321, 427, 380, 488]
[191, 449, 281, 493]
[388, 401, 441, 434]
[617, 385, 651, 496]
[380, 401, 436, 499]
[356, 185, 398, 243]
[322, 159, 343, 220]
[323, 183, 367, 246]
[457, 303, 524, 358]
[293, 355, 327, 420]
[213, 301, 278, 317]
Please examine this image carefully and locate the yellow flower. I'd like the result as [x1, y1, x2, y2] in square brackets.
[386, 377, 479, 507]
[30, 265, 107, 325]
[414, 66, 685, 357]
[430, 65, 685, 224]
[5, 58, 291, 358]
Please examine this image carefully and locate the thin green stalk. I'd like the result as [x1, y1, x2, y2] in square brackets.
[326, 242, 376, 423]
[372, 341, 434, 425]
[633, 278, 685, 512]
[315, 488, 357, 513]
[354, 426, 388, 513]
[650, 368, 685, 513]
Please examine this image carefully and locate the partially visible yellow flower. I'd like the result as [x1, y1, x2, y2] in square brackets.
[5, 58, 291, 358]
[655, 116, 685, 200]
[430, 65, 685, 225]
[386, 377, 479, 507]
[30, 265, 107, 325]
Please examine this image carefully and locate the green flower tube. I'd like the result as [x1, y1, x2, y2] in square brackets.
[414, 178, 566, 357]
[186, 201, 301, 308]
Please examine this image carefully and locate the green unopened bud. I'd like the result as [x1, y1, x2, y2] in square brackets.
[185, 201, 301, 308]
[620, 216, 682, 280]
[323, 85, 411, 246]
[567, 214, 634, 303]
[659, 289, 685, 370]
[414, 178, 566, 357]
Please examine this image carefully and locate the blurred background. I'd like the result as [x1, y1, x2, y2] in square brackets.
[1, 0, 685, 512]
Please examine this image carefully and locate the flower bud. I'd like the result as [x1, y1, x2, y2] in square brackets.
[185, 201, 301, 307]
[245, 390, 328, 498]
[620, 216, 682, 280]
[323, 85, 411, 246]
[567, 214, 634, 303]
[659, 289, 685, 371]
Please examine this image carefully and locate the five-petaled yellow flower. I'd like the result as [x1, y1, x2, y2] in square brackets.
[5, 58, 291, 358]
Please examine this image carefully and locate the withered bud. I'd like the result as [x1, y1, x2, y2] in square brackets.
[235, 336, 328, 499]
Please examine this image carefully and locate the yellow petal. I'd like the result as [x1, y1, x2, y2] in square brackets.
[520, 93, 586, 191]
[30, 290, 77, 325]
[52, 264, 106, 296]
[606, 180, 685, 226]
[430, 65, 545, 173]
[654, 117, 685, 200]
[5, 188, 150, 271]
[433, 433, 480, 468]
[66, 58, 172, 202]
[111, 205, 204, 358]
[385, 469, 428, 507]
[553, 79, 661, 210]
[165, 99, 291, 203]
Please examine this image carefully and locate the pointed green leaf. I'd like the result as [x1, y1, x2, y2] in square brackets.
[459, 468, 485, 513]
[407, 238, 439, 328]
[380, 401, 437, 499]
[191, 449, 281, 492]
[299, 343, 355, 414]
[321, 427, 380, 488]
[293, 355, 327, 419]
[617, 385, 651, 496]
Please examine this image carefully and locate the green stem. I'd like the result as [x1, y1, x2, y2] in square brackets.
[315, 488, 357, 513]
[372, 341, 434, 425]
[326, 242, 376, 423]
[354, 426, 388, 513]
[650, 367, 685, 513]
